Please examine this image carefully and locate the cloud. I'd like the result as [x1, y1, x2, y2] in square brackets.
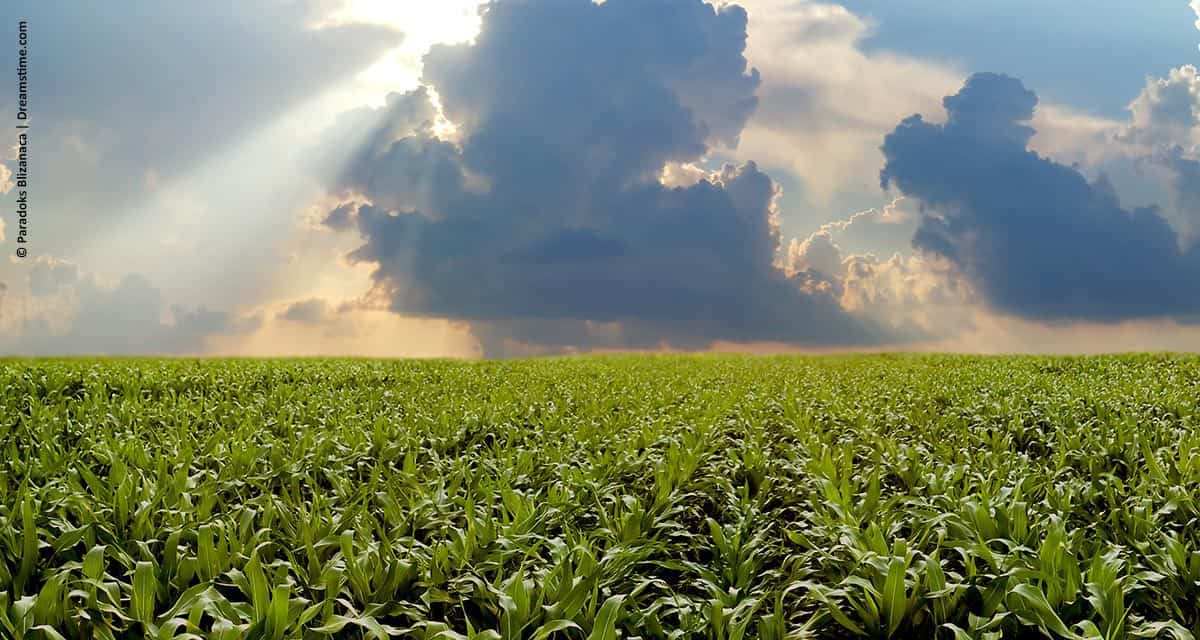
[1, 261, 260, 355]
[879, 72, 1200, 323]
[786, 229, 843, 282]
[28, 258, 78, 297]
[7, 1, 399, 173]
[1121, 65, 1200, 149]
[0, 1, 400, 253]
[424, 0, 761, 155]
[1027, 104, 1125, 169]
[277, 298, 332, 326]
[467, 318, 662, 359]
[272, 296, 366, 340]
[785, 196, 917, 259]
[729, 0, 1134, 217]
[1193, 1, 1200, 49]
[208, 308, 478, 358]
[1108, 65, 1200, 247]
[732, 0, 962, 204]
[314, 87, 442, 188]
[839, 253, 975, 338]
[781, 200, 974, 338]
[1018, 65, 1200, 252]
[783, 197, 914, 282]
[320, 0, 886, 352]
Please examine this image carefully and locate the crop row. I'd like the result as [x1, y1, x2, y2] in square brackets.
[1, 355, 1198, 638]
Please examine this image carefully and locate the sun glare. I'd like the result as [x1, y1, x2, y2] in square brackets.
[327, 0, 485, 101]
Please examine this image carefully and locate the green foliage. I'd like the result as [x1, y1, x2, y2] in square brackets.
[0, 353, 1199, 638]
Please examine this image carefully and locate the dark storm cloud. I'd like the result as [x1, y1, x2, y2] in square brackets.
[323, 0, 882, 350]
[880, 72, 1200, 322]
[424, 0, 760, 153]
[315, 88, 441, 190]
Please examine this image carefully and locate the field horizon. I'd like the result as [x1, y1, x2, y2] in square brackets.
[3, 351, 1192, 363]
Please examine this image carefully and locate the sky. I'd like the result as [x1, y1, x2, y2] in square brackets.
[1, 0, 1200, 357]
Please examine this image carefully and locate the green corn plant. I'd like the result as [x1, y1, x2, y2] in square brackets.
[799, 539, 926, 638]
[7, 355, 1200, 638]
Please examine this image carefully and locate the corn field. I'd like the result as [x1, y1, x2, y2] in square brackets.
[2, 354, 1200, 639]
